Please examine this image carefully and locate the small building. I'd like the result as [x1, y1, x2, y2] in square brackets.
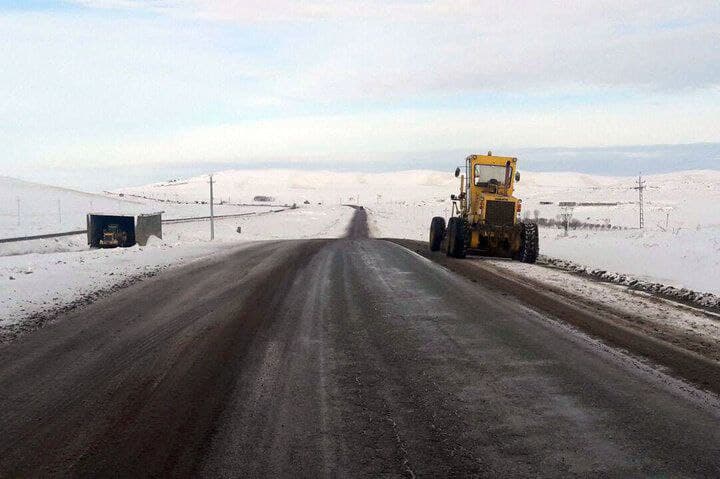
[87, 213, 162, 248]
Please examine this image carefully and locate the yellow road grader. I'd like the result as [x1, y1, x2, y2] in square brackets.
[429, 152, 539, 263]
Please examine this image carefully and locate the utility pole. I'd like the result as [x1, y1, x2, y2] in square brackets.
[559, 202, 575, 236]
[57, 199, 62, 225]
[16, 197, 20, 226]
[209, 174, 215, 240]
[634, 173, 646, 229]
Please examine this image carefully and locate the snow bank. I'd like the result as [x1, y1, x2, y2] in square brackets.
[539, 227, 720, 295]
[0, 205, 353, 338]
[357, 168, 720, 296]
[0, 176, 282, 240]
[1, 176, 141, 237]
[3, 167, 720, 340]
[484, 258, 720, 346]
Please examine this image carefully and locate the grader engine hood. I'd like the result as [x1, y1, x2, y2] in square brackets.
[484, 197, 518, 227]
[473, 195, 519, 227]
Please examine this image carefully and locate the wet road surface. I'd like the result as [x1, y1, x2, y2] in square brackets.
[1, 210, 719, 477]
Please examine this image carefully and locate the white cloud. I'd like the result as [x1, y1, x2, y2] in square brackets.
[64, 1, 720, 25]
[287, 6, 720, 99]
[8, 2, 713, 100]
[0, 13, 272, 132]
[67, 0, 720, 96]
[2, 1, 719, 172]
[42, 92, 720, 167]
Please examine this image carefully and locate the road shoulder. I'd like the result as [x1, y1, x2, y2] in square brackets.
[386, 238, 720, 397]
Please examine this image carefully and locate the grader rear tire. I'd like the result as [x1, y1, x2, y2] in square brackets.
[517, 221, 539, 263]
[429, 217, 446, 251]
[446, 217, 467, 258]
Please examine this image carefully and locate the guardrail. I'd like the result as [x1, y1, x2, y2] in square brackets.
[0, 208, 289, 244]
[0, 230, 88, 244]
[162, 209, 286, 225]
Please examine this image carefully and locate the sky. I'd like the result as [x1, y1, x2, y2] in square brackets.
[1, 0, 720, 189]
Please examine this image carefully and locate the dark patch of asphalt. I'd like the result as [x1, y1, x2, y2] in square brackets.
[0, 209, 718, 477]
[344, 205, 369, 239]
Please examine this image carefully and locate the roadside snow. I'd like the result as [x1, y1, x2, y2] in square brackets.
[0, 205, 353, 338]
[539, 227, 720, 295]
[362, 169, 720, 296]
[1, 240, 229, 334]
[3, 166, 720, 340]
[0, 176, 283, 239]
[482, 258, 720, 345]
[1, 176, 141, 237]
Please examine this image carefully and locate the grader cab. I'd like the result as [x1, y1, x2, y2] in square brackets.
[429, 152, 539, 263]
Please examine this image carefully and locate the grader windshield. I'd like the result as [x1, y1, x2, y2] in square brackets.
[473, 164, 511, 187]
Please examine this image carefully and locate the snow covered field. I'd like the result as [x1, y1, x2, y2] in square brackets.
[0, 176, 282, 238]
[2, 167, 719, 339]
[117, 168, 720, 295]
[0, 201, 352, 337]
[363, 169, 720, 295]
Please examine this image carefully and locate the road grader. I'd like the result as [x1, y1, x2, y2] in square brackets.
[429, 152, 539, 263]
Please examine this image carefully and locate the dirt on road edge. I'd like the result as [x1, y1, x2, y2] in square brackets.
[386, 238, 720, 398]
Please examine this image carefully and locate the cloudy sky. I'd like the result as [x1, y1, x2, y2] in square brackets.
[2, 0, 719, 186]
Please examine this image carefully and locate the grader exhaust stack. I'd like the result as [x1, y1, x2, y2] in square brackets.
[429, 152, 539, 263]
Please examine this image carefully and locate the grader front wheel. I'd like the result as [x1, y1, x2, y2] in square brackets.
[429, 217, 446, 251]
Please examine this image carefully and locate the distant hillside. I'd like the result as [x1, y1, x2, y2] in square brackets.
[119, 168, 720, 229]
[8, 143, 719, 192]
[377, 143, 720, 176]
[0, 176, 144, 237]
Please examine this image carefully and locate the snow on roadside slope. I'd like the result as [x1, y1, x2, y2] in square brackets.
[538, 226, 720, 295]
[0, 239, 231, 340]
[482, 257, 720, 354]
[4, 166, 720, 339]
[1, 176, 143, 237]
[0, 176, 283, 239]
[0, 205, 353, 340]
[121, 166, 720, 295]
[361, 169, 720, 296]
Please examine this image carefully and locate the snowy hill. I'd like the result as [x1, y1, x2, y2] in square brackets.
[518, 169, 720, 229]
[120, 167, 720, 295]
[0, 176, 146, 237]
[117, 169, 456, 207]
[119, 168, 720, 230]
[3, 168, 720, 296]
[0, 176, 288, 239]
[2, 169, 720, 339]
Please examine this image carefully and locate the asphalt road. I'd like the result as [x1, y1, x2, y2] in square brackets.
[1, 210, 719, 477]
